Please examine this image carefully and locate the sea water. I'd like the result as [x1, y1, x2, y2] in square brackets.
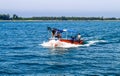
[0, 21, 120, 75]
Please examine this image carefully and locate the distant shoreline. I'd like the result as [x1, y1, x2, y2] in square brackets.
[1, 14, 120, 21]
[0, 20, 120, 22]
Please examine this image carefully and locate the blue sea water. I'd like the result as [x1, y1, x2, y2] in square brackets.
[0, 21, 120, 76]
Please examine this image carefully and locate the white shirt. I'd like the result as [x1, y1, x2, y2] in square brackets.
[77, 34, 81, 39]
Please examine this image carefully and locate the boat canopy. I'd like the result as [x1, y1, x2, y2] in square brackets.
[57, 29, 78, 33]
[47, 26, 78, 33]
[47, 27, 80, 39]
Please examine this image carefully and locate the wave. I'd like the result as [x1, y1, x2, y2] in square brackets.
[0, 46, 28, 50]
[9, 46, 28, 50]
[82, 40, 107, 47]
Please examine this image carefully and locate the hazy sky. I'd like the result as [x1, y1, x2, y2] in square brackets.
[0, 0, 120, 17]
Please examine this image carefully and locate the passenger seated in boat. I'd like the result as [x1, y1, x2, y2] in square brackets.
[71, 36, 75, 43]
[77, 33, 81, 43]
[56, 32, 61, 39]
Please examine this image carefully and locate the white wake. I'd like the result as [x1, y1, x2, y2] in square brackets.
[40, 40, 107, 48]
[83, 40, 107, 47]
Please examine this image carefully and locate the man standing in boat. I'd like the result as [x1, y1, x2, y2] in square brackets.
[52, 28, 57, 38]
[77, 33, 81, 43]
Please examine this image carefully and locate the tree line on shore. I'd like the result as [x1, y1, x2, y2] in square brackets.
[0, 14, 120, 20]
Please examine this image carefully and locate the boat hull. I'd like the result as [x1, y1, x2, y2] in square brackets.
[60, 39, 83, 45]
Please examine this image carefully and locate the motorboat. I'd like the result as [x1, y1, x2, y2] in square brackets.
[41, 27, 84, 48]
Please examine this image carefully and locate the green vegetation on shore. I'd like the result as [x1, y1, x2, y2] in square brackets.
[0, 14, 120, 20]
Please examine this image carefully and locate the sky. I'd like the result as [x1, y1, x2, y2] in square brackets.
[0, 0, 120, 17]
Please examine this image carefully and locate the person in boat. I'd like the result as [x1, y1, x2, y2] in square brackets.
[77, 33, 81, 43]
[52, 28, 57, 38]
[71, 36, 75, 43]
[56, 31, 61, 39]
